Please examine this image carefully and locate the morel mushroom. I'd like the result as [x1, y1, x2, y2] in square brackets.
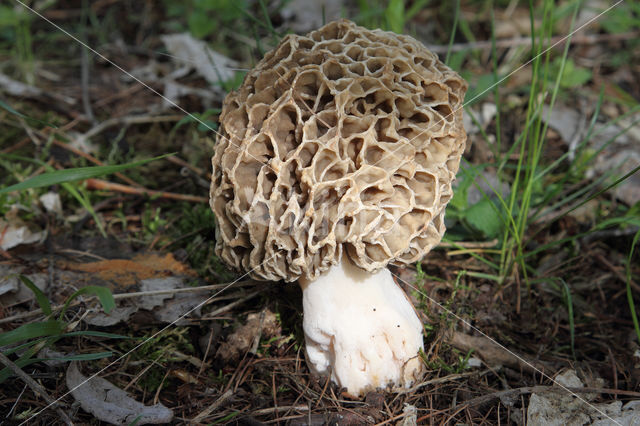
[210, 20, 467, 395]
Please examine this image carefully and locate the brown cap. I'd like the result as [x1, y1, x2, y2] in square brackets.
[210, 19, 467, 282]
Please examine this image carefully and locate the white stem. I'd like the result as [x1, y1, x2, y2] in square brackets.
[300, 256, 424, 395]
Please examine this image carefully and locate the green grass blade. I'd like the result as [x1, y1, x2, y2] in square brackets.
[0, 154, 172, 194]
[40, 352, 113, 362]
[59, 286, 115, 320]
[445, 0, 460, 65]
[0, 320, 63, 347]
[385, 0, 405, 33]
[0, 351, 112, 383]
[63, 330, 132, 339]
[257, 0, 277, 37]
[0, 98, 57, 128]
[547, 164, 640, 226]
[405, 0, 430, 20]
[465, 271, 502, 282]
[560, 279, 575, 358]
[0, 358, 42, 384]
[62, 180, 107, 236]
[521, 216, 640, 261]
[211, 412, 241, 424]
[15, 275, 52, 316]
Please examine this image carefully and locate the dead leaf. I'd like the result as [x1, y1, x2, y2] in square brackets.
[83, 305, 139, 327]
[0, 210, 45, 251]
[0, 266, 20, 297]
[540, 104, 640, 205]
[526, 370, 639, 426]
[217, 309, 280, 361]
[153, 291, 205, 325]
[66, 362, 173, 425]
[162, 80, 219, 109]
[59, 253, 193, 291]
[463, 103, 498, 135]
[138, 277, 183, 311]
[83, 275, 207, 325]
[0, 268, 48, 307]
[541, 104, 585, 148]
[161, 33, 238, 85]
[396, 403, 417, 426]
[39, 192, 63, 216]
[465, 168, 511, 205]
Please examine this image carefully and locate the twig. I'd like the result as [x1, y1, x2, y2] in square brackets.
[7, 384, 28, 419]
[123, 352, 164, 391]
[0, 281, 258, 325]
[191, 389, 234, 423]
[19, 117, 44, 146]
[0, 137, 30, 154]
[0, 352, 74, 425]
[456, 385, 640, 410]
[201, 290, 263, 318]
[593, 252, 640, 293]
[197, 331, 215, 379]
[0, 72, 76, 106]
[51, 139, 140, 187]
[167, 155, 212, 180]
[85, 178, 208, 203]
[112, 281, 257, 300]
[93, 83, 144, 108]
[72, 114, 184, 148]
[395, 369, 491, 396]
[252, 405, 309, 416]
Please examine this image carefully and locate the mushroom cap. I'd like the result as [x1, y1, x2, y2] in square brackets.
[210, 19, 467, 282]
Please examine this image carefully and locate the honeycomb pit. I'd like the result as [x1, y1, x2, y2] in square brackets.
[210, 19, 467, 395]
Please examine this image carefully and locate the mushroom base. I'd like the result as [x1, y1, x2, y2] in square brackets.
[299, 257, 425, 396]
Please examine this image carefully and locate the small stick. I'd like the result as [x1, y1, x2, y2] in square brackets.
[0, 137, 30, 154]
[93, 83, 144, 108]
[167, 155, 211, 180]
[0, 281, 257, 325]
[85, 178, 208, 203]
[252, 405, 309, 416]
[594, 252, 640, 292]
[202, 290, 263, 318]
[197, 331, 215, 379]
[191, 389, 234, 423]
[112, 282, 257, 300]
[74, 114, 184, 145]
[396, 370, 489, 395]
[0, 351, 74, 426]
